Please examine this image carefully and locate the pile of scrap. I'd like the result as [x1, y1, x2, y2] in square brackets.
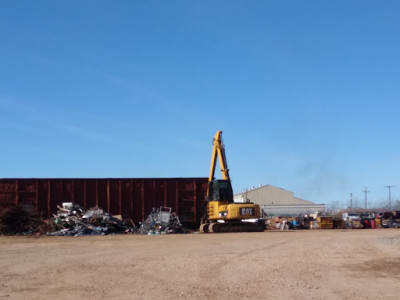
[265, 216, 306, 230]
[381, 211, 400, 228]
[139, 207, 185, 235]
[47, 202, 136, 236]
[265, 213, 340, 230]
[333, 217, 345, 229]
[0, 206, 46, 235]
[317, 216, 333, 229]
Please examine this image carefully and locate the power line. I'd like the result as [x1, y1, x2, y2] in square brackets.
[385, 185, 395, 210]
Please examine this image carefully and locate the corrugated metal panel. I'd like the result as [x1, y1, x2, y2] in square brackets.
[0, 178, 208, 226]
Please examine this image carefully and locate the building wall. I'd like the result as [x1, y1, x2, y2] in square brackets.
[235, 185, 310, 205]
[294, 197, 314, 205]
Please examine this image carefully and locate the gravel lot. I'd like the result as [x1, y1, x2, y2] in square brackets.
[1, 230, 399, 300]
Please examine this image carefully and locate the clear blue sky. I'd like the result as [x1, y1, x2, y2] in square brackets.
[1, 1, 399, 209]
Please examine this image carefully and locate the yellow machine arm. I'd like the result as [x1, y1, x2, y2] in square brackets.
[208, 130, 230, 182]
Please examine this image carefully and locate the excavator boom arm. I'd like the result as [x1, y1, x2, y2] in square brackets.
[208, 130, 230, 182]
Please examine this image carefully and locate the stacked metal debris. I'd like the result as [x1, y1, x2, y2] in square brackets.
[380, 211, 400, 228]
[47, 202, 136, 236]
[138, 207, 186, 235]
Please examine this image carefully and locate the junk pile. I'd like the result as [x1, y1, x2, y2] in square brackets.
[316, 216, 334, 229]
[139, 206, 186, 235]
[47, 202, 136, 236]
[333, 217, 345, 229]
[266, 215, 315, 230]
[381, 211, 400, 228]
[265, 212, 344, 230]
[341, 212, 400, 229]
[0, 206, 46, 235]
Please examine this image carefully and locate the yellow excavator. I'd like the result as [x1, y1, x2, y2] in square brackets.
[199, 131, 265, 233]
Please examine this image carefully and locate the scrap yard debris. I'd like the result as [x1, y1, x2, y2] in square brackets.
[0, 206, 46, 235]
[2, 203, 399, 236]
[265, 213, 345, 230]
[0, 203, 187, 236]
[49, 204, 186, 236]
[47, 202, 136, 236]
[138, 206, 186, 235]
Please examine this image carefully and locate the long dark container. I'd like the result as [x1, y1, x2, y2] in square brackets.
[0, 178, 208, 226]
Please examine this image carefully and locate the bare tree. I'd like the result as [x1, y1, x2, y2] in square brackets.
[392, 199, 400, 210]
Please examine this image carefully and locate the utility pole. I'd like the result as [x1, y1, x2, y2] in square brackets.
[363, 187, 369, 209]
[385, 185, 395, 210]
[350, 193, 353, 209]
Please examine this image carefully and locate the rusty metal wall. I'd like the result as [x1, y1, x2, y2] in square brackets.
[0, 178, 208, 226]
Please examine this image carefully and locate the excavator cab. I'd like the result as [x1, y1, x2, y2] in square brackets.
[207, 180, 233, 203]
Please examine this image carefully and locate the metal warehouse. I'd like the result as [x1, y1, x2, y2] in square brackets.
[234, 184, 325, 216]
[0, 178, 208, 226]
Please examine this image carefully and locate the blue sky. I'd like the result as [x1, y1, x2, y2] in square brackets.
[1, 1, 399, 209]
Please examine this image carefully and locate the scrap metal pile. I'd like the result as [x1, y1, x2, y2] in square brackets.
[138, 206, 186, 235]
[47, 202, 136, 236]
[0, 203, 187, 236]
[265, 212, 344, 230]
[47, 204, 186, 236]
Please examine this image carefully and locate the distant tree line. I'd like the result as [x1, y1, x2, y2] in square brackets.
[327, 198, 400, 213]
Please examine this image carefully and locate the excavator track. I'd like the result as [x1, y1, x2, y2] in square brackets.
[199, 223, 210, 233]
[200, 221, 265, 233]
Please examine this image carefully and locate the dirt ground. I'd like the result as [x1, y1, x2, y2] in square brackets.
[0, 230, 399, 300]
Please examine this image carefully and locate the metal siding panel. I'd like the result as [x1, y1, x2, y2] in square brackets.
[177, 179, 196, 224]
[166, 179, 177, 210]
[106, 180, 110, 212]
[0, 178, 208, 226]
[73, 180, 85, 207]
[37, 180, 49, 218]
[0, 180, 17, 209]
[120, 179, 133, 220]
[155, 180, 166, 208]
[85, 180, 97, 208]
[71, 180, 75, 204]
[49, 180, 62, 215]
[196, 179, 208, 225]
[18, 191, 36, 204]
[97, 179, 108, 211]
[83, 180, 87, 208]
[0, 193, 16, 207]
[0, 180, 17, 192]
[18, 179, 36, 192]
[108, 179, 120, 215]
[244, 185, 295, 206]
[143, 180, 154, 217]
[47, 180, 51, 218]
[129, 179, 143, 222]
[163, 180, 167, 207]
[61, 180, 73, 203]
[15, 180, 18, 206]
